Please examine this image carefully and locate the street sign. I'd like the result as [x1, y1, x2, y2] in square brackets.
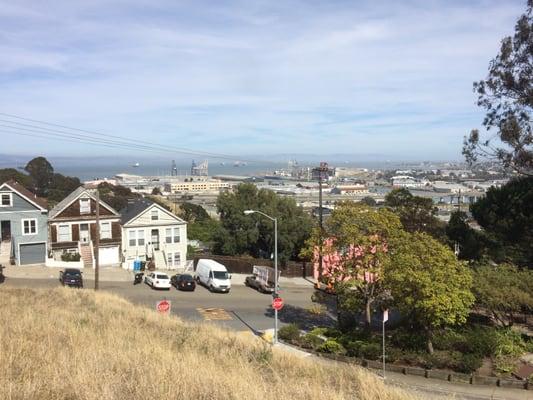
[383, 309, 389, 323]
[272, 297, 284, 311]
[156, 299, 171, 314]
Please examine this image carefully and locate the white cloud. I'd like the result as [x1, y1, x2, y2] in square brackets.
[0, 0, 526, 159]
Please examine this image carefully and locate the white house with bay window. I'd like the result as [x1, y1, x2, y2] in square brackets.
[120, 199, 187, 270]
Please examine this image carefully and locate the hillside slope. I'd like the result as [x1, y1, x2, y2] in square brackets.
[0, 287, 416, 400]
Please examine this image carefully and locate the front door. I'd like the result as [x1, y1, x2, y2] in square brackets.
[0, 220, 11, 241]
[80, 224, 90, 243]
[151, 229, 159, 251]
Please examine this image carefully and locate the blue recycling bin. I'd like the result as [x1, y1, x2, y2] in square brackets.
[133, 260, 141, 271]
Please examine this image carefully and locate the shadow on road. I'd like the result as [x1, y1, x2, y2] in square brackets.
[263, 304, 335, 330]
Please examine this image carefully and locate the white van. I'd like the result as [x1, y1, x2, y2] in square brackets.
[196, 259, 231, 293]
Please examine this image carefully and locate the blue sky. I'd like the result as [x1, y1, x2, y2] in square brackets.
[0, 0, 525, 160]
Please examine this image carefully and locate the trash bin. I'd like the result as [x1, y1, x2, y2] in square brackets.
[140, 261, 146, 271]
[133, 260, 141, 271]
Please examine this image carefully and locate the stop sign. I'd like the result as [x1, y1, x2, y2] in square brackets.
[156, 299, 171, 314]
[272, 297, 284, 311]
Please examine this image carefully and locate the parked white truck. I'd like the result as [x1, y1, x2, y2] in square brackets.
[195, 259, 231, 293]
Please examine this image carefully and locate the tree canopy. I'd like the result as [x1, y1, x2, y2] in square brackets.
[25, 157, 54, 196]
[463, 1, 533, 174]
[311, 201, 404, 329]
[445, 211, 487, 261]
[470, 176, 533, 267]
[387, 232, 474, 353]
[384, 188, 445, 240]
[214, 183, 313, 263]
[0, 168, 32, 187]
[472, 263, 533, 327]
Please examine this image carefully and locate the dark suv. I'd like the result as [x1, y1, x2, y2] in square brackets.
[59, 268, 83, 288]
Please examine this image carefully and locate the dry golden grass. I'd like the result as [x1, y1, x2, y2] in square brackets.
[0, 287, 418, 400]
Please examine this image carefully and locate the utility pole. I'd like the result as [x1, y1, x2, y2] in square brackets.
[94, 190, 100, 290]
[313, 162, 329, 288]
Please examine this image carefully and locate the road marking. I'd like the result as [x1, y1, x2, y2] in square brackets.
[196, 307, 233, 321]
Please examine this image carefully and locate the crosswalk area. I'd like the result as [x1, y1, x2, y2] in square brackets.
[196, 307, 233, 321]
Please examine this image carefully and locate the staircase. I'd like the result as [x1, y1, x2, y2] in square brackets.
[80, 244, 93, 268]
[153, 250, 166, 270]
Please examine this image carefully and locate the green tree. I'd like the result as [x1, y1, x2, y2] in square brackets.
[214, 183, 313, 263]
[25, 157, 54, 196]
[0, 168, 32, 187]
[446, 211, 487, 261]
[360, 196, 377, 207]
[307, 201, 404, 329]
[47, 173, 81, 204]
[384, 188, 445, 239]
[470, 176, 533, 267]
[463, 1, 533, 174]
[387, 232, 474, 353]
[151, 187, 162, 196]
[473, 264, 533, 327]
[98, 182, 139, 211]
[180, 202, 210, 223]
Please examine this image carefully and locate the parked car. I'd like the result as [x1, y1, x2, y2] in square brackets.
[144, 272, 171, 290]
[244, 265, 279, 294]
[59, 268, 83, 288]
[196, 259, 231, 293]
[171, 274, 196, 291]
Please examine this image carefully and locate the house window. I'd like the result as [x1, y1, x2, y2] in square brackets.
[100, 222, 111, 239]
[1, 193, 12, 207]
[137, 230, 145, 246]
[173, 252, 180, 266]
[58, 224, 70, 242]
[80, 198, 91, 214]
[22, 219, 37, 235]
[151, 209, 159, 221]
[167, 252, 173, 266]
[129, 230, 137, 247]
[166, 227, 180, 244]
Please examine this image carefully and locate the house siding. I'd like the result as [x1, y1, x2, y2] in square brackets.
[53, 197, 115, 220]
[0, 185, 48, 265]
[121, 205, 187, 269]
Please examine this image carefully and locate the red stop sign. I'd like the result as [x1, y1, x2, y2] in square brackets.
[156, 300, 171, 314]
[272, 297, 284, 311]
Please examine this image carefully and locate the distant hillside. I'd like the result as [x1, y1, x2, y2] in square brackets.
[0, 288, 416, 400]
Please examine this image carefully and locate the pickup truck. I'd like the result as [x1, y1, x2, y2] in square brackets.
[245, 265, 279, 294]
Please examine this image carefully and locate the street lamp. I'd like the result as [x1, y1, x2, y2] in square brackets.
[244, 209, 279, 344]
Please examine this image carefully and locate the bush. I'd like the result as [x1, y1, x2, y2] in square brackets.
[390, 328, 426, 351]
[61, 252, 81, 262]
[458, 353, 483, 374]
[345, 340, 365, 357]
[309, 327, 341, 339]
[426, 351, 462, 370]
[318, 339, 346, 355]
[278, 324, 301, 343]
[301, 333, 325, 350]
[360, 342, 382, 360]
[494, 355, 516, 374]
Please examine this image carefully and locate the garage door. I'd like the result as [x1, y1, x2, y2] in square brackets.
[99, 246, 119, 265]
[20, 243, 46, 265]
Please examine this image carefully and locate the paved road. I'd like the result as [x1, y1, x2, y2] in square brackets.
[3, 277, 323, 332]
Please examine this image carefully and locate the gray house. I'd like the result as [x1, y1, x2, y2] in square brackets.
[0, 180, 48, 265]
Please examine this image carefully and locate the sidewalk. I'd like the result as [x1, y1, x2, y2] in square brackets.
[3, 265, 133, 282]
[272, 341, 533, 400]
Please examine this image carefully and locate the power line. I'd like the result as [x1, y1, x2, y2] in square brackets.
[0, 112, 272, 164]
